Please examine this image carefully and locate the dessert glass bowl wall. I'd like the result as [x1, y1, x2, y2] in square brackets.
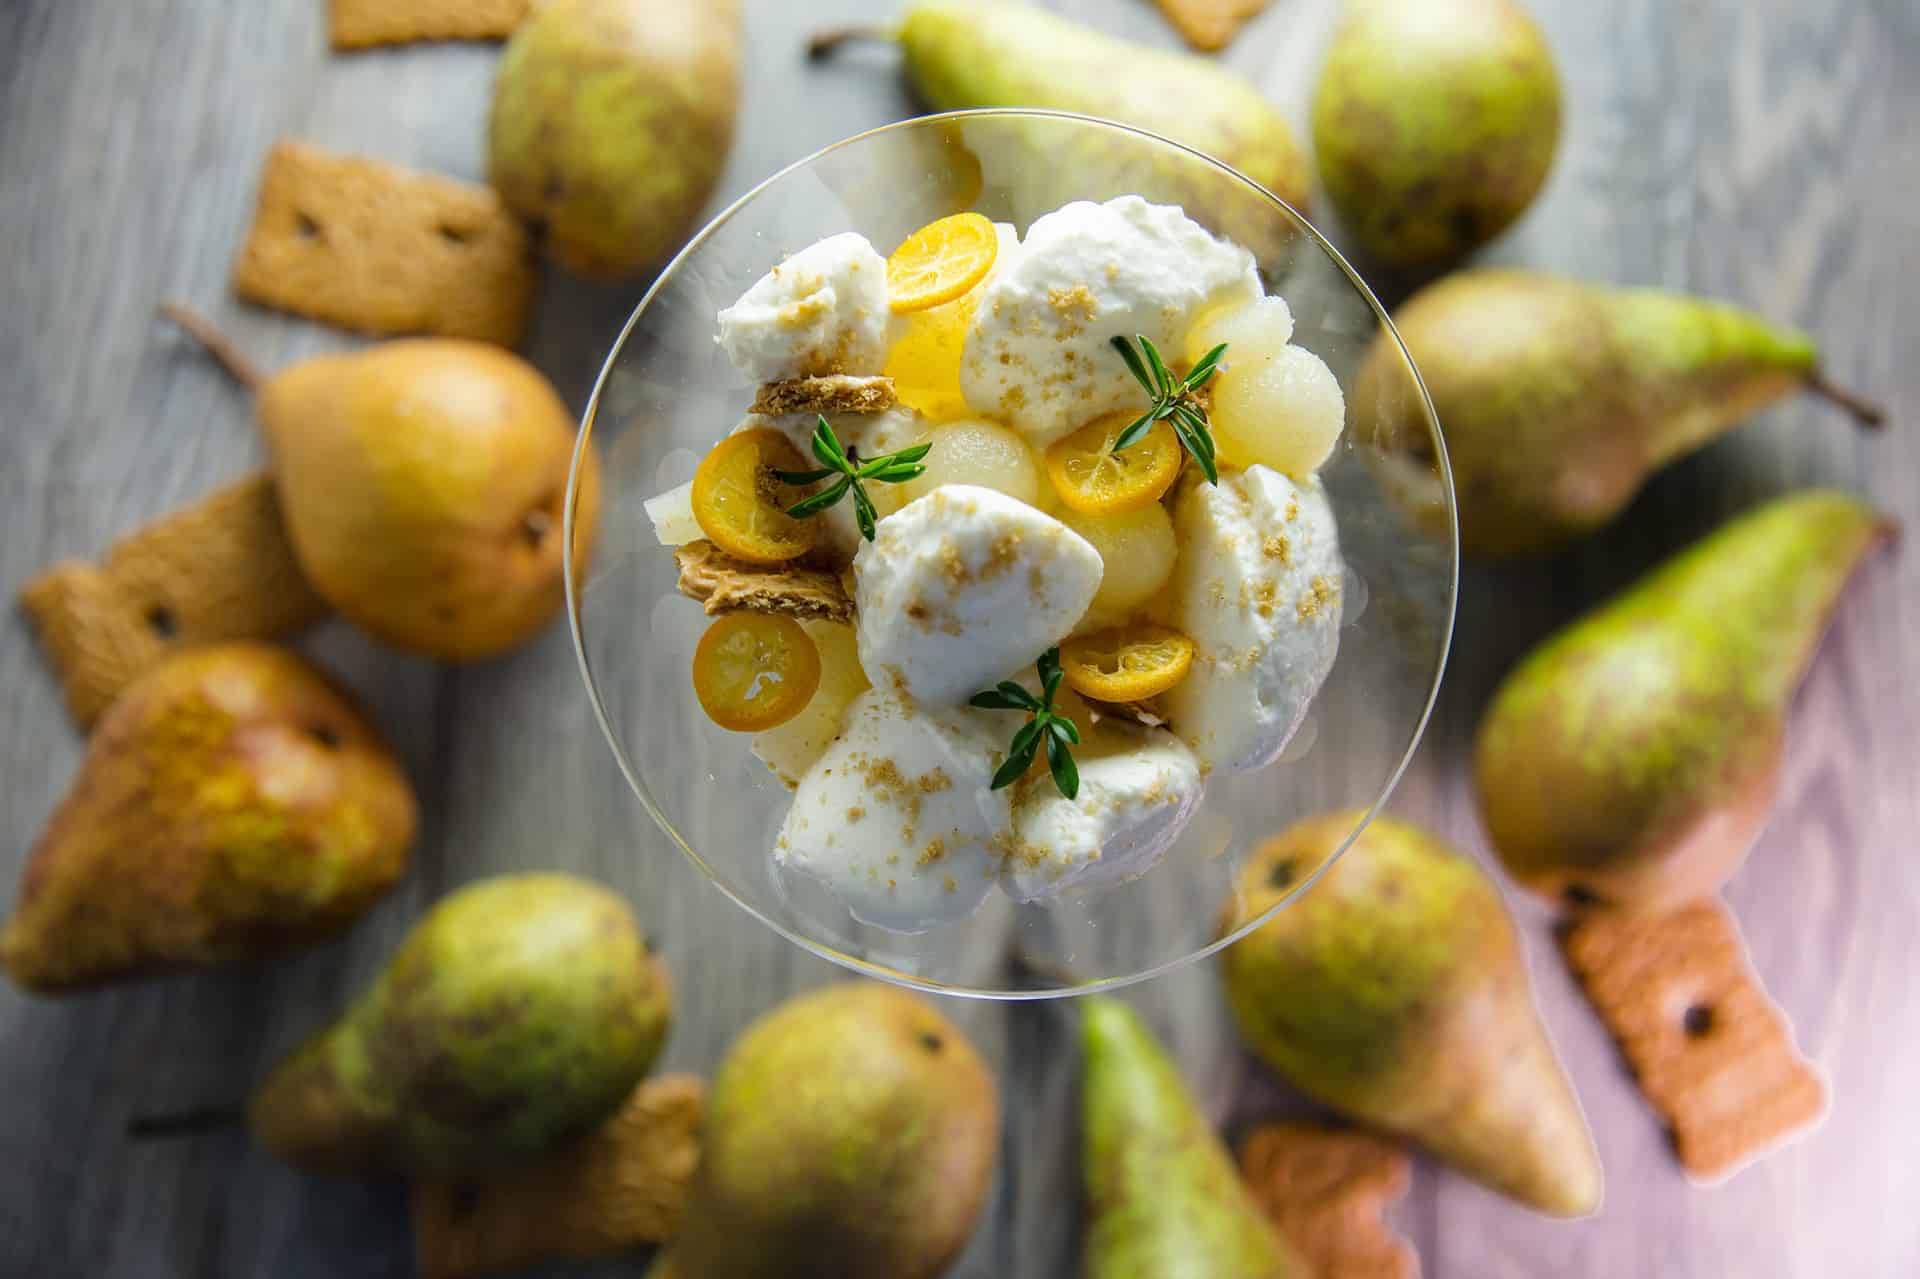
[566, 111, 1456, 999]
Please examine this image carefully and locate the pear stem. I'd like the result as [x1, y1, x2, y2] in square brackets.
[158, 302, 264, 391]
[1807, 370, 1886, 429]
[806, 26, 899, 60]
[126, 1105, 245, 1140]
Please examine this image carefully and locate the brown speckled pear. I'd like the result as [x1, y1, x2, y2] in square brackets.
[2, 643, 415, 993]
[1222, 812, 1601, 1217]
[649, 982, 997, 1279]
[258, 339, 601, 661]
[1081, 997, 1309, 1279]
[249, 873, 670, 1179]
[489, 0, 740, 280]
[1354, 270, 1885, 557]
[1313, 0, 1561, 267]
[1477, 491, 1894, 909]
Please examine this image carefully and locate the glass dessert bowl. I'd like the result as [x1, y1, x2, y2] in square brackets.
[566, 110, 1455, 999]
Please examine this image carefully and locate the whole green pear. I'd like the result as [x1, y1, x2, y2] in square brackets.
[1222, 812, 1601, 1217]
[811, 0, 1311, 215]
[249, 873, 671, 1179]
[1313, 0, 1561, 267]
[1477, 491, 1892, 909]
[489, 0, 740, 280]
[1081, 997, 1308, 1279]
[1353, 269, 1885, 557]
[2, 643, 415, 993]
[651, 982, 998, 1279]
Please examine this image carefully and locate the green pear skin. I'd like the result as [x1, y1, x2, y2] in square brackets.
[489, 0, 740, 279]
[1222, 812, 1602, 1217]
[2, 643, 415, 993]
[1313, 0, 1561, 267]
[651, 982, 997, 1279]
[1081, 998, 1308, 1279]
[1477, 491, 1893, 909]
[249, 873, 671, 1179]
[814, 0, 1311, 214]
[1354, 269, 1884, 557]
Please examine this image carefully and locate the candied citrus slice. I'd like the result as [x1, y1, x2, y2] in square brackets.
[692, 612, 822, 732]
[691, 429, 819, 564]
[1060, 624, 1196, 703]
[887, 212, 998, 313]
[1044, 413, 1183, 515]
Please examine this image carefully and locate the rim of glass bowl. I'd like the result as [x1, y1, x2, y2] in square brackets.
[564, 108, 1458, 1001]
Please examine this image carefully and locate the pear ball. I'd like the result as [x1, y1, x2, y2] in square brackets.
[1311, 0, 1562, 267]
[1060, 504, 1178, 617]
[897, 419, 1044, 507]
[1191, 300, 1344, 478]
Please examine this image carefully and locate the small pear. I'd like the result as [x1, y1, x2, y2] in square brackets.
[1477, 491, 1893, 909]
[1081, 998, 1309, 1279]
[1353, 270, 1884, 557]
[259, 341, 600, 660]
[489, 0, 740, 280]
[249, 873, 670, 1179]
[1313, 0, 1561, 267]
[1222, 812, 1601, 1217]
[651, 982, 997, 1279]
[810, 0, 1311, 215]
[2, 643, 415, 993]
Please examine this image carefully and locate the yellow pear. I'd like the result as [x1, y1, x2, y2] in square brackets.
[258, 340, 600, 661]
[3, 643, 416, 992]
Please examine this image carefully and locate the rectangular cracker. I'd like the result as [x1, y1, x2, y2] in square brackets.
[1155, 0, 1272, 52]
[1240, 1123, 1417, 1279]
[19, 473, 329, 727]
[674, 539, 854, 624]
[330, 0, 532, 49]
[751, 375, 897, 417]
[232, 141, 534, 345]
[1562, 900, 1827, 1181]
[413, 1075, 705, 1279]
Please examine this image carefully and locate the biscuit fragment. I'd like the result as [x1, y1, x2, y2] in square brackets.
[1562, 900, 1827, 1181]
[232, 141, 534, 345]
[413, 1075, 705, 1279]
[1155, 0, 1272, 51]
[1240, 1123, 1417, 1279]
[750, 375, 898, 417]
[674, 540, 854, 624]
[330, 0, 532, 49]
[19, 473, 328, 727]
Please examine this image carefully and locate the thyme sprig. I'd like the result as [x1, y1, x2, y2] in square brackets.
[774, 415, 932, 541]
[969, 648, 1081, 799]
[1109, 334, 1226, 484]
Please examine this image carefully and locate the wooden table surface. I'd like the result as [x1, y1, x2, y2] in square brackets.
[3, 1, 1916, 1275]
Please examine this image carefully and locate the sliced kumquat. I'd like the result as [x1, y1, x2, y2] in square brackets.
[1059, 623, 1197, 703]
[692, 612, 822, 732]
[690, 429, 819, 564]
[1044, 413, 1183, 515]
[886, 212, 998, 313]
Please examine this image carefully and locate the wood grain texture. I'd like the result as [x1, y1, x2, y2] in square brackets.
[1, 1, 1915, 1276]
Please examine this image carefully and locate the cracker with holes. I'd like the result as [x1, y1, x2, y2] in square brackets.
[675, 540, 854, 624]
[1155, 0, 1272, 51]
[412, 1074, 705, 1279]
[1240, 1123, 1418, 1279]
[19, 473, 329, 727]
[232, 141, 534, 345]
[1562, 899, 1826, 1181]
[330, 0, 532, 50]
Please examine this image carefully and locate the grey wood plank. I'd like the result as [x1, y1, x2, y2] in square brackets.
[2, 0, 1917, 1276]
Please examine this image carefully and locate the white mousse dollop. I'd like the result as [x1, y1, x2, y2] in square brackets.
[854, 485, 1103, 706]
[1004, 722, 1204, 901]
[1162, 466, 1342, 775]
[960, 196, 1261, 445]
[717, 232, 898, 381]
[773, 685, 1009, 932]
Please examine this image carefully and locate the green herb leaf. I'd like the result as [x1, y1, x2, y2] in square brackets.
[1109, 333, 1227, 484]
[779, 416, 935, 541]
[1045, 730, 1079, 800]
[991, 740, 1038, 791]
[970, 648, 1080, 798]
[785, 476, 852, 520]
[1047, 715, 1080, 746]
[771, 465, 839, 485]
